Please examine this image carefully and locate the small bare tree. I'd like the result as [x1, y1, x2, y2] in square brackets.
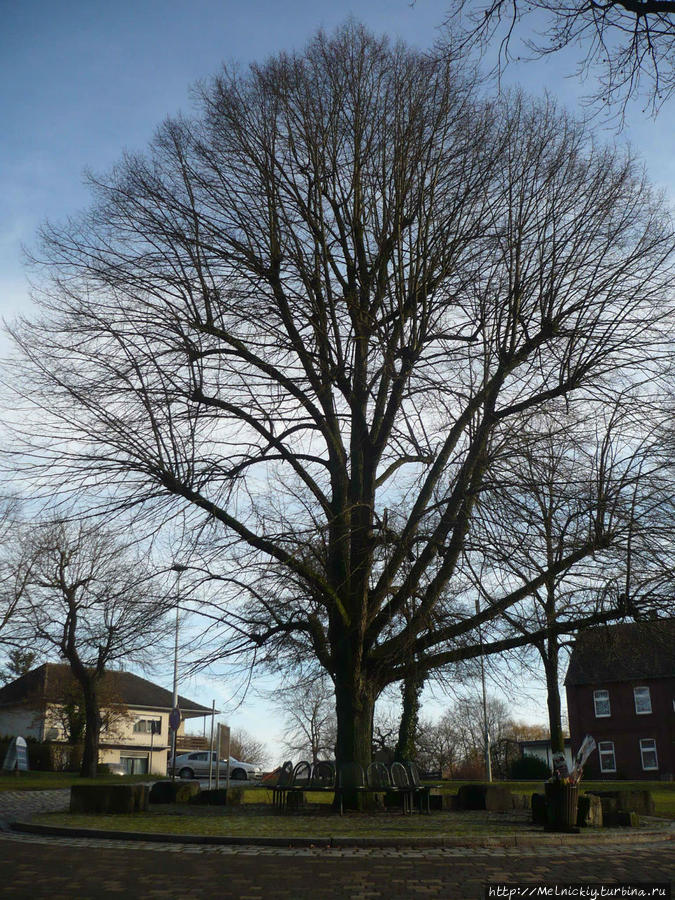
[10, 521, 171, 777]
[229, 728, 268, 767]
[282, 677, 337, 765]
[468, 400, 674, 753]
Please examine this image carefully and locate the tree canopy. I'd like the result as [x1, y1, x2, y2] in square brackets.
[446, 0, 675, 114]
[7, 25, 675, 777]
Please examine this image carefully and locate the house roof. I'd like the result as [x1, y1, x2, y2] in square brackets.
[0, 663, 215, 718]
[564, 618, 675, 686]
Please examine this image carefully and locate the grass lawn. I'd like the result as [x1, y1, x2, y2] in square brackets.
[29, 807, 545, 839]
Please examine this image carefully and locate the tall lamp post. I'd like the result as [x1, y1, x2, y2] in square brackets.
[169, 564, 188, 781]
[475, 596, 492, 783]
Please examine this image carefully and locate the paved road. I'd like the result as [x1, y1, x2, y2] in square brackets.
[1, 830, 673, 899]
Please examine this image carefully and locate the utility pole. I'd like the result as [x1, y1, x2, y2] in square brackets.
[169, 563, 188, 780]
[476, 596, 492, 782]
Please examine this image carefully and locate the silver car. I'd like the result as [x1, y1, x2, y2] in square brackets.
[170, 750, 262, 781]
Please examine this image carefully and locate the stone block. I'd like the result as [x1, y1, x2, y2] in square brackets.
[149, 780, 201, 804]
[427, 791, 459, 811]
[604, 810, 640, 828]
[598, 796, 618, 819]
[588, 790, 654, 816]
[511, 793, 529, 810]
[429, 792, 443, 811]
[189, 788, 228, 805]
[576, 793, 603, 827]
[70, 783, 149, 814]
[457, 784, 513, 811]
[531, 793, 548, 825]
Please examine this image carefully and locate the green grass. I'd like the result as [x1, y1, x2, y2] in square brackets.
[12, 777, 675, 831]
[31, 808, 536, 839]
[25, 778, 675, 838]
[0, 771, 152, 792]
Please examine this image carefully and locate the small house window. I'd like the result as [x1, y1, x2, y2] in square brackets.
[133, 718, 161, 735]
[639, 739, 658, 771]
[633, 687, 652, 715]
[598, 741, 616, 773]
[593, 689, 611, 717]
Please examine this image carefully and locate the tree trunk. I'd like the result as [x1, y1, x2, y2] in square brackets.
[544, 649, 565, 755]
[80, 677, 102, 778]
[333, 663, 375, 809]
[394, 670, 424, 762]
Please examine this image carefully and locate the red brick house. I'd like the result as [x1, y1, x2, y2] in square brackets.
[564, 619, 674, 780]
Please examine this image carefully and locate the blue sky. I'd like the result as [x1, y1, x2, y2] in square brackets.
[2, 0, 674, 757]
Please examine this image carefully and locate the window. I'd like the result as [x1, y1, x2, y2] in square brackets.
[633, 687, 652, 715]
[639, 739, 658, 771]
[189, 752, 209, 761]
[120, 754, 149, 775]
[598, 741, 616, 773]
[593, 689, 611, 717]
[132, 718, 161, 735]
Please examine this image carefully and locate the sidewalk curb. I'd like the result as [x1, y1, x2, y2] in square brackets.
[10, 819, 674, 850]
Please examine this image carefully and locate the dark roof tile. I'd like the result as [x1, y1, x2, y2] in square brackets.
[564, 619, 675, 686]
[0, 663, 214, 716]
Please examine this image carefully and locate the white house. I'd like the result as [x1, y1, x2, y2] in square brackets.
[518, 737, 574, 773]
[0, 663, 213, 775]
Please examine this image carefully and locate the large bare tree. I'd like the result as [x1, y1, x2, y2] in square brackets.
[7, 27, 675, 790]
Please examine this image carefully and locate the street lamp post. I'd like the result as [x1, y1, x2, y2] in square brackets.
[170, 564, 188, 781]
[475, 596, 492, 783]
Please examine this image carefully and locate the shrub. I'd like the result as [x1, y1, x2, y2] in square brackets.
[509, 755, 551, 780]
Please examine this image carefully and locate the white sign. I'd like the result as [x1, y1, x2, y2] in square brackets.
[2, 736, 29, 772]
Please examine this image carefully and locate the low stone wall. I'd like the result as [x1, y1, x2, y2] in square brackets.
[587, 790, 654, 816]
[70, 784, 149, 813]
[456, 785, 514, 811]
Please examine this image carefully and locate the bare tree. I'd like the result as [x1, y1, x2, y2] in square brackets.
[0, 496, 27, 648]
[416, 693, 525, 777]
[9, 521, 170, 777]
[416, 713, 460, 776]
[229, 728, 268, 767]
[282, 677, 337, 765]
[7, 26, 675, 798]
[469, 400, 675, 753]
[445, 0, 675, 115]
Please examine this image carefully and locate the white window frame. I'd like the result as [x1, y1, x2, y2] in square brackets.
[593, 689, 611, 718]
[639, 739, 658, 771]
[633, 686, 652, 715]
[132, 717, 162, 735]
[598, 741, 616, 773]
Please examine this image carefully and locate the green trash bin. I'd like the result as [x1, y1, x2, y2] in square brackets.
[545, 781, 579, 828]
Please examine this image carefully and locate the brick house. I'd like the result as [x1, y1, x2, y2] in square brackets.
[0, 663, 213, 775]
[564, 619, 675, 780]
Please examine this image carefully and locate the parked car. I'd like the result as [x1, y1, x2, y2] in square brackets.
[169, 750, 262, 781]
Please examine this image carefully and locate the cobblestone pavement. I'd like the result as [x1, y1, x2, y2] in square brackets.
[0, 831, 673, 899]
[0, 788, 69, 826]
[0, 791, 672, 898]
